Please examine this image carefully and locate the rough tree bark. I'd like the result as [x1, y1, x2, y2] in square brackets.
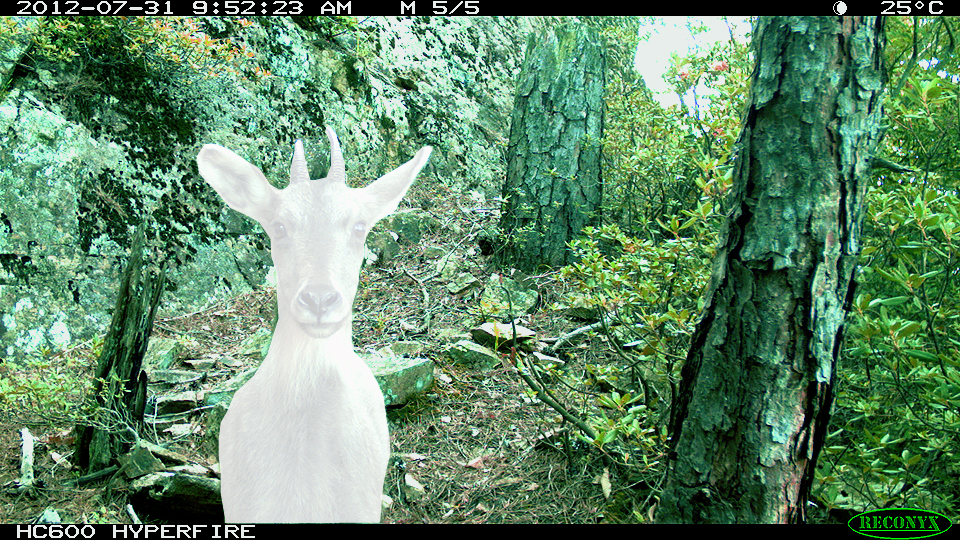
[498, 23, 605, 272]
[75, 224, 166, 472]
[657, 17, 885, 523]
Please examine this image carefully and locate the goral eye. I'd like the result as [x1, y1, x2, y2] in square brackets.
[270, 221, 287, 239]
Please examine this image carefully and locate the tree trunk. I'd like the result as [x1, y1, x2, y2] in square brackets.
[657, 16, 885, 523]
[498, 23, 605, 272]
[75, 223, 166, 472]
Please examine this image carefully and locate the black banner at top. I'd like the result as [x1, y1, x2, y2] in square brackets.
[4, 1, 947, 17]
[9, 0, 458, 17]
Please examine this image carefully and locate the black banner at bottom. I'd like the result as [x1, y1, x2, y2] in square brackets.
[6, 524, 361, 539]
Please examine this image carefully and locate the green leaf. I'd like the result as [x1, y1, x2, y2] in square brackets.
[602, 429, 617, 444]
[902, 349, 938, 362]
[895, 321, 922, 338]
[874, 266, 905, 286]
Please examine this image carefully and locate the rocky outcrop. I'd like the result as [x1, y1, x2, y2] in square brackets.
[0, 17, 544, 363]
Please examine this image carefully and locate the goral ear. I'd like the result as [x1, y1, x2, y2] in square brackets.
[197, 144, 279, 222]
[361, 146, 432, 225]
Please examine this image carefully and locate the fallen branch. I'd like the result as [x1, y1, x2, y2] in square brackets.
[126, 504, 142, 525]
[498, 281, 596, 442]
[18, 428, 35, 492]
[402, 268, 434, 333]
[546, 313, 618, 354]
[871, 156, 914, 174]
[63, 465, 119, 487]
[511, 348, 596, 441]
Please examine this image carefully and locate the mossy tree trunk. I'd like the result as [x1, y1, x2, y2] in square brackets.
[498, 23, 605, 272]
[657, 17, 886, 523]
[75, 224, 166, 472]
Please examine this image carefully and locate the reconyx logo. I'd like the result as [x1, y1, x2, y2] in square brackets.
[848, 508, 952, 539]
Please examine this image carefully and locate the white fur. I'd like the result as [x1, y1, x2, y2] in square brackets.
[197, 127, 431, 523]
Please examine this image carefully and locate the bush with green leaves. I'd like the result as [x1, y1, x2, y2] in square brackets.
[554, 18, 960, 521]
[548, 19, 749, 453]
[292, 16, 366, 40]
[813, 21, 960, 519]
[600, 19, 749, 236]
[557, 220, 712, 435]
[0, 16, 267, 81]
[0, 346, 99, 425]
[817, 180, 960, 519]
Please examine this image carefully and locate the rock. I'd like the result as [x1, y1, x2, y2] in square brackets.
[402, 473, 426, 501]
[0, 16, 545, 365]
[183, 359, 215, 370]
[153, 391, 200, 416]
[118, 442, 166, 479]
[143, 338, 184, 371]
[480, 274, 539, 318]
[382, 210, 424, 245]
[148, 370, 202, 387]
[367, 352, 434, 407]
[377, 340, 425, 357]
[204, 368, 257, 407]
[34, 508, 61, 525]
[238, 328, 271, 359]
[447, 272, 480, 294]
[422, 246, 445, 259]
[202, 401, 228, 458]
[470, 321, 538, 352]
[129, 472, 223, 521]
[366, 229, 401, 263]
[447, 340, 500, 370]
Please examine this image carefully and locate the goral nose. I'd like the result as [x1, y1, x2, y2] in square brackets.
[296, 287, 342, 319]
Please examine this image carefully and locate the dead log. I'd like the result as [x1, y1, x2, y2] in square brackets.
[74, 223, 166, 473]
[17, 428, 36, 493]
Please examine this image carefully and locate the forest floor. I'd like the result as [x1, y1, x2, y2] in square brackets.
[0, 181, 657, 524]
